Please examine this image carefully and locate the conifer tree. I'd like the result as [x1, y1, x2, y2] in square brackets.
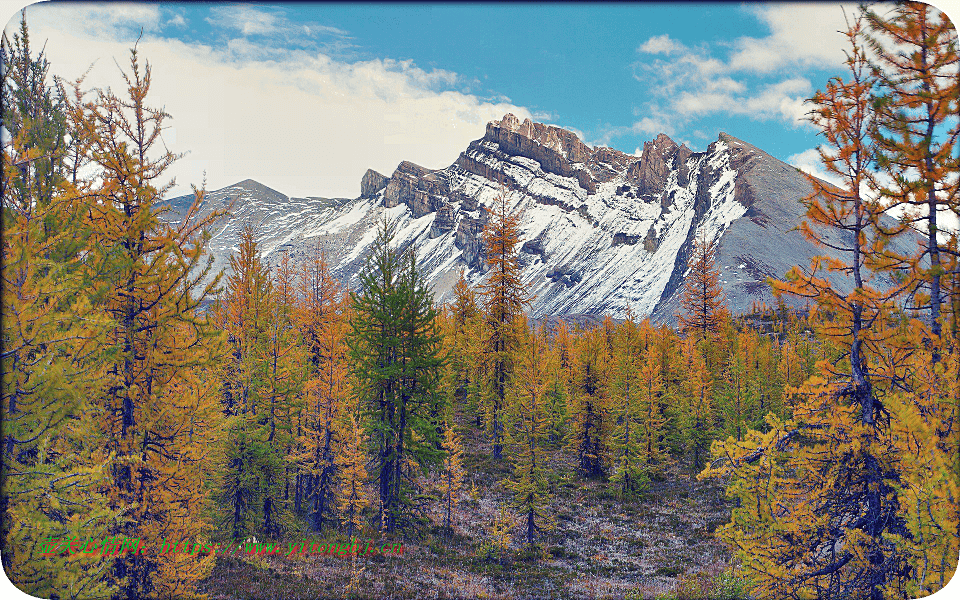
[335, 411, 369, 539]
[293, 239, 348, 528]
[259, 250, 307, 536]
[546, 320, 575, 447]
[481, 189, 531, 459]
[719, 334, 759, 442]
[445, 269, 483, 426]
[608, 318, 648, 496]
[505, 323, 553, 545]
[865, 2, 959, 363]
[570, 327, 610, 477]
[707, 18, 910, 598]
[438, 421, 465, 532]
[81, 44, 225, 597]
[678, 338, 714, 481]
[679, 230, 727, 336]
[635, 351, 668, 470]
[1, 16, 118, 598]
[212, 226, 285, 540]
[348, 217, 444, 532]
[886, 336, 960, 597]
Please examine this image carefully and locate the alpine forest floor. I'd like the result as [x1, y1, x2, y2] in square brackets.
[199, 423, 735, 600]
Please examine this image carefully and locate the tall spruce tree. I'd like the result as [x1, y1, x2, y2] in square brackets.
[348, 217, 444, 533]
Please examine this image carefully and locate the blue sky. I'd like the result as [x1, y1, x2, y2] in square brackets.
[5, 1, 954, 198]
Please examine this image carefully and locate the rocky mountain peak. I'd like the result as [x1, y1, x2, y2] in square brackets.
[627, 132, 692, 199]
[360, 168, 389, 198]
[179, 115, 916, 326]
[488, 113, 592, 164]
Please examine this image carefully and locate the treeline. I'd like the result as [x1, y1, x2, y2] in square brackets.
[2, 4, 958, 600]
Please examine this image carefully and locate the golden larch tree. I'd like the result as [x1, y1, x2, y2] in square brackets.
[705, 17, 910, 598]
[679, 230, 727, 336]
[866, 2, 959, 363]
[81, 45, 225, 597]
[335, 410, 368, 539]
[481, 188, 531, 459]
[438, 420, 465, 532]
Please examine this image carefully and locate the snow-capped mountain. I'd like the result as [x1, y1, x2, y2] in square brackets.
[165, 114, 912, 323]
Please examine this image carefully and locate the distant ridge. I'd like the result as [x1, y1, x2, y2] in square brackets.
[167, 114, 915, 323]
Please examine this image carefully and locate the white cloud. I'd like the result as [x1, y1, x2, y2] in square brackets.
[166, 14, 186, 28]
[729, 3, 864, 74]
[627, 3, 899, 138]
[206, 5, 348, 40]
[594, 114, 675, 147]
[637, 34, 685, 55]
[788, 147, 844, 188]
[14, 3, 533, 199]
[20, 2, 161, 39]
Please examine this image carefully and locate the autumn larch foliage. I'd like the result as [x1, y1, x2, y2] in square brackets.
[1, 16, 117, 598]
[866, 2, 959, 361]
[438, 420, 465, 532]
[81, 44, 225, 597]
[679, 230, 727, 336]
[569, 326, 610, 478]
[335, 411, 369, 539]
[504, 322, 554, 545]
[705, 16, 911, 598]
[480, 188, 531, 460]
[293, 240, 350, 532]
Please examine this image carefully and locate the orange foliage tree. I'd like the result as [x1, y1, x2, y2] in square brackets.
[866, 2, 959, 362]
[679, 230, 727, 336]
[480, 188, 531, 459]
[81, 45, 225, 597]
[704, 17, 911, 598]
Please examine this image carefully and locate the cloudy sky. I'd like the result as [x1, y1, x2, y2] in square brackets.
[2, 1, 957, 200]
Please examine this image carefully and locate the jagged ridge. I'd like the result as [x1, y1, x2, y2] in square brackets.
[168, 114, 914, 323]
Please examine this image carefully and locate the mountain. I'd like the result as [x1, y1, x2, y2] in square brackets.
[166, 114, 913, 324]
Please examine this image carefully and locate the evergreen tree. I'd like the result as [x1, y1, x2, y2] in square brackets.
[348, 217, 445, 533]
[570, 326, 610, 478]
[635, 350, 668, 471]
[608, 319, 648, 497]
[1, 15, 118, 599]
[678, 337, 714, 481]
[260, 250, 307, 536]
[212, 226, 285, 540]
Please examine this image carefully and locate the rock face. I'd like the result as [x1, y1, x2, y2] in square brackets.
[167, 114, 915, 324]
[360, 169, 388, 197]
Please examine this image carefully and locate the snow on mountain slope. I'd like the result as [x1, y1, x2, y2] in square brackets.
[165, 115, 915, 323]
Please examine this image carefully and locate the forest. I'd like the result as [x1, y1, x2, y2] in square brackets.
[1, 4, 957, 600]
